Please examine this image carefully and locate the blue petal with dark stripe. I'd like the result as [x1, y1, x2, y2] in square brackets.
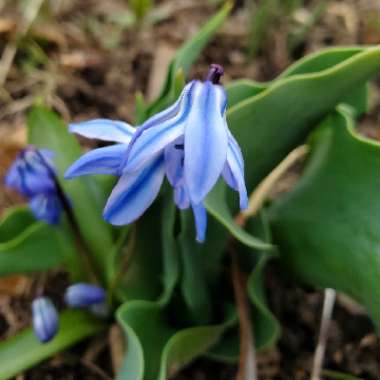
[184, 81, 228, 204]
[29, 193, 62, 224]
[69, 119, 134, 144]
[103, 156, 165, 225]
[223, 132, 248, 210]
[122, 83, 195, 173]
[164, 138, 184, 187]
[65, 144, 126, 178]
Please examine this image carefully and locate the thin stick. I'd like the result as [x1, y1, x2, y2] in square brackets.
[230, 249, 258, 380]
[311, 288, 336, 380]
[54, 178, 103, 284]
[241, 145, 309, 220]
[35, 149, 103, 284]
[0, 0, 45, 86]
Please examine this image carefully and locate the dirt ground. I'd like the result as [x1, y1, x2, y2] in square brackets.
[1, 0, 380, 379]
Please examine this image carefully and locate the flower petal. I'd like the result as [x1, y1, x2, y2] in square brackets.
[32, 297, 59, 343]
[164, 138, 184, 187]
[223, 132, 248, 210]
[184, 81, 228, 204]
[103, 156, 165, 225]
[122, 83, 195, 173]
[69, 119, 134, 144]
[65, 144, 126, 178]
[192, 202, 207, 243]
[174, 183, 190, 210]
[29, 194, 62, 224]
[64, 283, 106, 308]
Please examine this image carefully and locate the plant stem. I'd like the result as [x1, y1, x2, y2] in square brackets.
[311, 288, 336, 380]
[230, 248, 258, 380]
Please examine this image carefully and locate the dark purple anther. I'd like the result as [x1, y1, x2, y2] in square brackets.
[205, 64, 224, 84]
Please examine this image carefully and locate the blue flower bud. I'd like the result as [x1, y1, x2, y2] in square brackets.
[32, 297, 59, 343]
[5, 146, 62, 225]
[64, 283, 106, 308]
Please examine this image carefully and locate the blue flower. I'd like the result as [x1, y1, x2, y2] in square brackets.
[65, 65, 248, 242]
[5, 146, 62, 224]
[32, 297, 59, 343]
[64, 283, 106, 308]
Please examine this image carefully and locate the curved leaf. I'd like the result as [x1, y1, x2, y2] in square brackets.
[0, 310, 105, 380]
[269, 107, 380, 330]
[0, 206, 35, 243]
[228, 46, 380, 191]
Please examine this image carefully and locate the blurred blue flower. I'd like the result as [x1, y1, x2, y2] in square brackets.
[5, 146, 62, 224]
[64, 283, 106, 308]
[65, 65, 248, 242]
[32, 297, 59, 343]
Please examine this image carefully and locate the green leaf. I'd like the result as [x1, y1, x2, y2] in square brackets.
[27, 105, 115, 284]
[205, 47, 377, 249]
[178, 210, 212, 325]
[205, 181, 273, 251]
[0, 206, 82, 279]
[228, 46, 380, 191]
[226, 46, 369, 112]
[0, 310, 105, 380]
[116, 201, 163, 302]
[226, 79, 266, 107]
[279, 47, 364, 77]
[146, 2, 232, 116]
[0, 221, 71, 276]
[0, 206, 35, 243]
[116, 300, 235, 380]
[269, 107, 380, 331]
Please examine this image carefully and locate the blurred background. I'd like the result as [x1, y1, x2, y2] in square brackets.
[1, 0, 380, 379]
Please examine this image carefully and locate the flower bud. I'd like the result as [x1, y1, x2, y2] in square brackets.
[32, 297, 59, 343]
[64, 283, 106, 308]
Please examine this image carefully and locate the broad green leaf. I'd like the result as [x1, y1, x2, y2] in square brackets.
[0, 206, 82, 279]
[269, 107, 380, 330]
[205, 181, 273, 251]
[206, 47, 377, 249]
[146, 2, 232, 116]
[280, 47, 364, 77]
[226, 79, 266, 107]
[0, 310, 105, 380]
[116, 300, 235, 380]
[178, 210, 212, 325]
[0, 221, 73, 276]
[116, 201, 163, 302]
[27, 105, 115, 284]
[159, 193, 179, 305]
[0, 206, 35, 243]
[228, 46, 380, 191]
[226, 47, 368, 109]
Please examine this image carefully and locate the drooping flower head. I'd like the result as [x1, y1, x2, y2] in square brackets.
[64, 283, 106, 308]
[5, 146, 62, 224]
[65, 64, 248, 242]
[32, 297, 59, 343]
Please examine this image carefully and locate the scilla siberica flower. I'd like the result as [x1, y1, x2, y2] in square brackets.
[65, 64, 247, 242]
[32, 297, 59, 343]
[5, 146, 62, 224]
[64, 283, 106, 308]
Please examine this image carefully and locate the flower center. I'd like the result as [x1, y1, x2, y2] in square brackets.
[205, 64, 224, 84]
